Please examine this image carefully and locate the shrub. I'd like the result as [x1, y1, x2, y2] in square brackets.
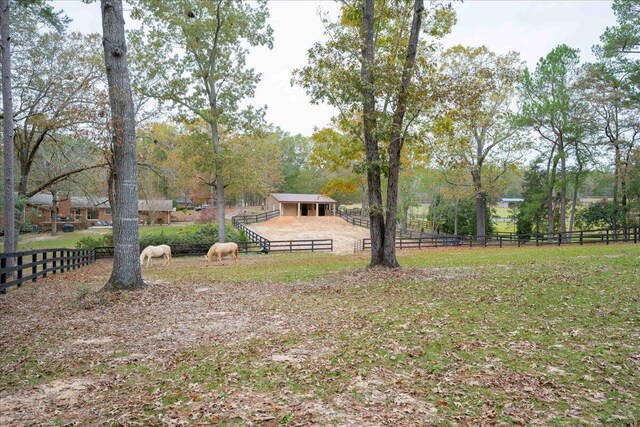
[138, 223, 247, 248]
[75, 233, 113, 248]
[76, 236, 106, 249]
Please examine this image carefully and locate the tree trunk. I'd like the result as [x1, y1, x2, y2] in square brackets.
[471, 168, 485, 240]
[558, 141, 567, 235]
[454, 198, 458, 236]
[382, 0, 424, 268]
[1, 0, 16, 257]
[568, 148, 583, 233]
[547, 156, 559, 240]
[209, 122, 225, 243]
[361, 0, 384, 267]
[612, 143, 621, 205]
[50, 190, 57, 236]
[100, 0, 144, 291]
[17, 170, 28, 197]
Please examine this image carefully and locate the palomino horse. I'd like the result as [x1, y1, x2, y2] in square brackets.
[139, 245, 172, 267]
[205, 242, 238, 266]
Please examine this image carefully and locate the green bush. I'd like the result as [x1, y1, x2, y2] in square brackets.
[76, 236, 106, 249]
[139, 224, 247, 248]
[76, 233, 113, 248]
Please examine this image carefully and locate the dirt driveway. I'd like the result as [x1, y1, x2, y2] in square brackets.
[247, 216, 369, 254]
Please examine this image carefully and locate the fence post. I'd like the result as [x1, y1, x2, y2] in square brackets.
[635, 226, 638, 244]
[606, 229, 609, 245]
[32, 253, 37, 282]
[16, 255, 23, 287]
[52, 250, 57, 274]
[42, 252, 48, 278]
[558, 233, 562, 246]
[311, 240, 315, 252]
[1, 257, 6, 294]
[499, 236, 502, 248]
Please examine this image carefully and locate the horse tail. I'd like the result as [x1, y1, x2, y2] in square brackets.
[139, 251, 146, 265]
[167, 246, 172, 264]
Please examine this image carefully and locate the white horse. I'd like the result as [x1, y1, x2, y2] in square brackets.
[139, 245, 172, 267]
[205, 242, 238, 266]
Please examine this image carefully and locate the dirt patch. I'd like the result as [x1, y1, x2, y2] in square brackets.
[0, 377, 96, 426]
[248, 216, 370, 254]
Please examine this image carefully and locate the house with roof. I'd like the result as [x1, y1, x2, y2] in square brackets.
[138, 199, 174, 224]
[175, 195, 193, 208]
[26, 193, 112, 228]
[26, 192, 174, 229]
[497, 198, 524, 209]
[265, 193, 337, 217]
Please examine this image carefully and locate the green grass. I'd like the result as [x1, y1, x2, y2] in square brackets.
[140, 244, 640, 424]
[14, 228, 112, 250]
[13, 223, 199, 251]
[2, 243, 639, 424]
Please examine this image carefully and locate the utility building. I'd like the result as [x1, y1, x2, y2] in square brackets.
[265, 193, 337, 217]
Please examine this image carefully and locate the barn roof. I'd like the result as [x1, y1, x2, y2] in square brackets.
[269, 193, 336, 203]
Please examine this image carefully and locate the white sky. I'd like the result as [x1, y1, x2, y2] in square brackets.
[52, 0, 616, 137]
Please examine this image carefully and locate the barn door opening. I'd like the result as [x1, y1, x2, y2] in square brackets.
[319, 204, 326, 216]
[301, 204, 309, 216]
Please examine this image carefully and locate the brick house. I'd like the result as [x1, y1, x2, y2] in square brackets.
[27, 193, 174, 228]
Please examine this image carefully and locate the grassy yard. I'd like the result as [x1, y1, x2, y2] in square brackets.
[0, 244, 638, 425]
[12, 223, 197, 251]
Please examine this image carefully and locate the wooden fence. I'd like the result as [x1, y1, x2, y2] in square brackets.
[232, 210, 280, 224]
[1, 248, 95, 293]
[231, 217, 271, 251]
[355, 227, 640, 252]
[337, 208, 370, 228]
[232, 212, 333, 253]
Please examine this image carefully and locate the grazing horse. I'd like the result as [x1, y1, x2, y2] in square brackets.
[205, 242, 238, 266]
[139, 245, 172, 267]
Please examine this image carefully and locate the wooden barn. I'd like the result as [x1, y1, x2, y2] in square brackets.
[265, 193, 337, 217]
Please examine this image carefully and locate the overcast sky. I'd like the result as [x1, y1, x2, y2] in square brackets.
[52, 0, 617, 136]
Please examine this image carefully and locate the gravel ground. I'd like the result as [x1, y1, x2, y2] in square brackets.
[247, 216, 370, 254]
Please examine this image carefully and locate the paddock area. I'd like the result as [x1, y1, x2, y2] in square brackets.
[247, 216, 370, 254]
[1, 244, 639, 425]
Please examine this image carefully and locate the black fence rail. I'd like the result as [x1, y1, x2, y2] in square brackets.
[337, 208, 370, 228]
[266, 239, 333, 253]
[231, 217, 271, 250]
[95, 241, 270, 260]
[1, 248, 95, 293]
[232, 210, 280, 224]
[232, 213, 333, 253]
[355, 226, 640, 252]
